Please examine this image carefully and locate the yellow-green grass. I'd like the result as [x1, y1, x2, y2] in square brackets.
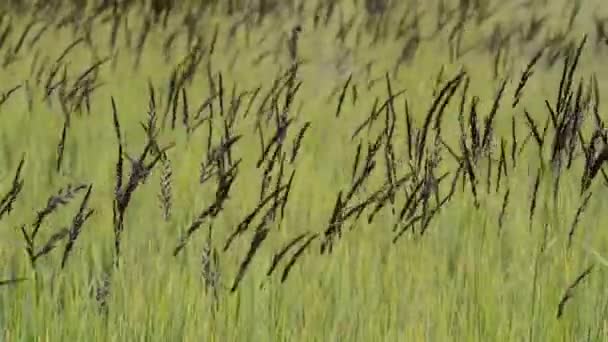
[0, 0, 607, 340]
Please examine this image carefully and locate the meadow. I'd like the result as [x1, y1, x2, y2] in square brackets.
[0, 0, 608, 340]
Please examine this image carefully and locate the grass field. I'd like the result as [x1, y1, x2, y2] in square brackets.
[1, 0, 608, 340]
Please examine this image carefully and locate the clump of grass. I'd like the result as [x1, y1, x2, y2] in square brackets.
[158, 152, 172, 221]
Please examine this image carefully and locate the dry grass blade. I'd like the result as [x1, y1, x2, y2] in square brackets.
[20, 183, 87, 267]
[351, 91, 406, 141]
[512, 47, 544, 108]
[201, 136, 242, 184]
[70, 57, 111, 91]
[368, 173, 413, 223]
[230, 220, 271, 292]
[0, 20, 13, 52]
[266, 232, 310, 277]
[335, 74, 352, 118]
[345, 134, 383, 205]
[556, 264, 594, 319]
[158, 153, 172, 221]
[0, 84, 22, 108]
[56, 118, 69, 173]
[53, 37, 84, 67]
[528, 168, 542, 232]
[495, 138, 508, 192]
[31, 184, 87, 241]
[468, 96, 480, 156]
[433, 75, 463, 138]
[567, 191, 593, 249]
[61, 184, 94, 269]
[351, 142, 363, 182]
[498, 188, 510, 233]
[405, 98, 414, 160]
[320, 191, 344, 254]
[256, 119, 293, 168]
[280, 233, 318, 283]
[524, 110, 543, 148]
[279, 170, 296, 221]
[111, 96, 123, 196]
[395, 178, 425, 230]
[0, 277, 27, 287]
[481, 78, 507, 152]
[201, 225, 221, 304]
[461, 139, 480, 207]
[182, 87, 189, 131]
[224, 185, 287, 252]
[417, 70, 465, 169]
[290, 122, 311, 164]
[511, 115, 518, 166]
[174, 162, 239, 256]
[0, 155, 25, 220]
[32, 228, 69, 263]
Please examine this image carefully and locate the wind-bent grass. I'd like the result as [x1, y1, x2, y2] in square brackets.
[0, 0, 607, 341]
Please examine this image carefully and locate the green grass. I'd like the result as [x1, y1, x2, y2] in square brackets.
[0, 0, 608, 340]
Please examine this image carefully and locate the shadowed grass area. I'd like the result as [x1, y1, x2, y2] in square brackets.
[0, 0, 607, 340]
